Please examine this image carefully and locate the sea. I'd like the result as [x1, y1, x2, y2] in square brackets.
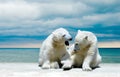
[0, 48, 120, 63]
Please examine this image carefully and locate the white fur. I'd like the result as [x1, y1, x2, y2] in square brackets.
[63, 30, 102, 71]
[39, 28, 72, 69]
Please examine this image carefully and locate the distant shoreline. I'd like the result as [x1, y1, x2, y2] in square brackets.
[98, 42, 120, 48]
[0, 41, 120, 48]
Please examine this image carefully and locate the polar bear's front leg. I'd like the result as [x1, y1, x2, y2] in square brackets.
[82, 55, 93, 71]
[62, 55, 75, 70]
[50, 62, 59, 69]
[82, 44, 97, 71]
[38, 58, 43, 67]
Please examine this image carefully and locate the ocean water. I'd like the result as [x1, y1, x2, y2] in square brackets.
[0, 48, 120, 63]
[0, 48, 39, 63]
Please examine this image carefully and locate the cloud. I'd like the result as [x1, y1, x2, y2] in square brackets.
[0, 0, 120, 45]
[0, 0, 94, 36]
[96, 33, 119, 37]
[0, 0, 119, 28]
[81, 12, 120, 26]
[0, 0, 94, 21]
[96, 33, 120, 41]
[80, 0, 120, 8]
[0, 1, 40, 21]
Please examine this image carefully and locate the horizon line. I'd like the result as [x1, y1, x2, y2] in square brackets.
[0, 41, 120, 48]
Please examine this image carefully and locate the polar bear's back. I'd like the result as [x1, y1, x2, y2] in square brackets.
[39, 34, 53, 60]
[41, 34, 53, 49]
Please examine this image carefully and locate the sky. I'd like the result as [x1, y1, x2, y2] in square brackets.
[0, 0, 120, 46]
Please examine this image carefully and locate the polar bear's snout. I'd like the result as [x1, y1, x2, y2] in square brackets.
[64, 34, 72, 41]
[64, 34, 72, 46]
[74, 43, 80, 51]
[69, 38, 72, 41]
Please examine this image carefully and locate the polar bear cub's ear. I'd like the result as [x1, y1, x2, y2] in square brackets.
[52, 31, 56, 35]
[52, 32, 58, 41]
[84, 36, 88, 40]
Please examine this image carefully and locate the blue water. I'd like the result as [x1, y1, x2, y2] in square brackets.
[0, 48, 39, 63]
[0, 48, 120, 63]
[99, 48, 120, 63]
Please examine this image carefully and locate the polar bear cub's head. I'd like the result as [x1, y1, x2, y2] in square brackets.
[52, 28, 72, 46]
[74, 30, 91, 51]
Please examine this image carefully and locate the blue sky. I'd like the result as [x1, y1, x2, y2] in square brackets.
[0, 0, 120, 46]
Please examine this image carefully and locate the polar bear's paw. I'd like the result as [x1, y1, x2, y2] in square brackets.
[82, 65, 92, 71]
[62, 64, 72, 71]
[62, 60, 72, 70]
[42, 63, 50, 69]
[50, 62, 59, 69]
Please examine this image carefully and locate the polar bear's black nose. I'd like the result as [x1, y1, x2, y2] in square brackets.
[69, 38, 72, 41]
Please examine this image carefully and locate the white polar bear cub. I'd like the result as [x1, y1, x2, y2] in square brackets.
[63, 30, 101, 71]
[39, 28, 72, 69]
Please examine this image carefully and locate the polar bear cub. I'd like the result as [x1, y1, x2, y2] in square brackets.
[39, 28, 72, 69]
[63, 30, 101, 71]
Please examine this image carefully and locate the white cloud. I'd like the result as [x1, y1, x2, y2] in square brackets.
[38, 2, 94, 18]
[96, 33, 119, 37]
[0, 0, 120, 37]
[0, 0, 94, 27]
[0, 1, 94, 20]
[0, 12, 120, 36]
[81, 12, 120, 26]
[0, 1, 40, 21]
[80, 0, 120, 6]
